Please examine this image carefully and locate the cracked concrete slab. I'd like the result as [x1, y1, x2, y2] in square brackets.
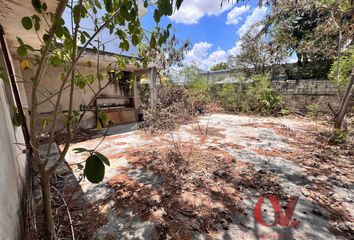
[63, 114, 353, 239]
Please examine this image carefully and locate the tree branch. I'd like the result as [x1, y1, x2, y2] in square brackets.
[30, 0, 69, 169]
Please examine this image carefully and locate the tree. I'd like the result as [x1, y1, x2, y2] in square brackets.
[15, 0, 185, 238]
[178, 64, 202, 83]
[233, 25, 287, 75]
[210, 62, 229, 71]
[265, 2, 335, 64]
[263, 0, 354, 128]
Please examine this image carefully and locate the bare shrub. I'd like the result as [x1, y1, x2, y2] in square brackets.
[140, 84, 196, 133]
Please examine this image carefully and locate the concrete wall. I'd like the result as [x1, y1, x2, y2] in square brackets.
[270, 79, 340, 96]
[200, 69, 348, 112]
[270, 79, 351, 112]
[0, 50, 28, 240]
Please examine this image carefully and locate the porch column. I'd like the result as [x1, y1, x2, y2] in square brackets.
[150, 67, 157, 115]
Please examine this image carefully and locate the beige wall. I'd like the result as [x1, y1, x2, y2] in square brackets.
[0, 49, 28, 240]
[21, 63, 133, 112]
[19, 58, 139, 129]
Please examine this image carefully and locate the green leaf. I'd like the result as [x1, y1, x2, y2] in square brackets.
[40, 118, 50, 129]
[42, 34, 49, 42]
[92, 6, 97, 14]
[128, 22, 134, 33]
[153, 9, 161, 23]
[32, 15, 41, 22]
[144, 0, 148, 8]
[51, 56, 62, 66]
[150, 34, 156, 49]
[132, 35, 139, 46]
[158, 35, 164, 46]
[98, 111, 107, 124]
[24, 44, 35, 52]
[84, 155, 105, 183]
[80, 34, 86, 44]
[73, 5, 81, 24]
[95, 1, 102, 9]
[129, 8, 136, 21]
[103, 0, 113, 13]
[73, 147, 92, 153]
[97, 73, 105, 81]
[32, 15, 41, 31]
[75, 74, 86, 89]
[42, 2, 47, 11]
[82, 31, 90, 38]
[158, 0, 172, 16]
[16, 37, 24, 45]
[120, 5, 128, 19]
[176, 0, 183, 10]
[17, 46, 27, 57]
[117, 15, 125, 25]
[95, 152, 110, 166]
[167, 23, 172, 29]
[11, 106, 22, 127]
[64, 38, 72, 49]
[119, 40, 129, 51]
[73, 110, 80, 116]
[21, 17, 33, 30]
[59, 18, 65, 26]
[55, 26, 64, 38]
[32, 0, 42, 13]
[123, 0, 132, 9]
[80, 6, 87, 18]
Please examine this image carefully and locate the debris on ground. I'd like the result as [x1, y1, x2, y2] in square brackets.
[57, 114, 353, 239]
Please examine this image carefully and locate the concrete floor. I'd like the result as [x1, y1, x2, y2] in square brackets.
[63, 114, 353, 239]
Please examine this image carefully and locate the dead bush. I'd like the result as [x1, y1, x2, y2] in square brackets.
[140, 84, 196, 133]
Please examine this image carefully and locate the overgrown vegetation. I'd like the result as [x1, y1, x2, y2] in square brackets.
[328, 128, 348, 144]
[187, 74, 285, 115]
[329, 46, 354, 86]
[140, 84, 196, 134]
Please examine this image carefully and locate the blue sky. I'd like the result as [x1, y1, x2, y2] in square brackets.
[141, 0, 274, 70]
[64, 0, 295, 70]
[142, 0, 262, 52]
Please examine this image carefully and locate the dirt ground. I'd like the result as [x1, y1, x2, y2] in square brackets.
[57, 114, 353, 240]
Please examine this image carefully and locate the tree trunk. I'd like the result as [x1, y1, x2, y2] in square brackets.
[40, 174, 56, 240]
[334, 68, 354, 128]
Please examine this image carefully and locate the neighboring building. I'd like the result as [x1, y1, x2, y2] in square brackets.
[199, 69, 241, 84]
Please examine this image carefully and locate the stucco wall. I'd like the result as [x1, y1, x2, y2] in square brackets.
[19, 58, 138, 129]
[0, 53, 28, 240]
[21, 62, 133, 113]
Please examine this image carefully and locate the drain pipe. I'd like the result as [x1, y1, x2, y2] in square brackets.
[0, 24, 32, 153]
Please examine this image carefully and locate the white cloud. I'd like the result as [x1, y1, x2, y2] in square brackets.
[237, 6, 268, 37]
[181, 7, 269, 70]
[208, 49, 228, 63]
[185, 42, 212, 64]
[184, 42, 228, 70]
[227, 41, 242, 56]
[226, 5, 250, 25]
[170, 0, 235, 24]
